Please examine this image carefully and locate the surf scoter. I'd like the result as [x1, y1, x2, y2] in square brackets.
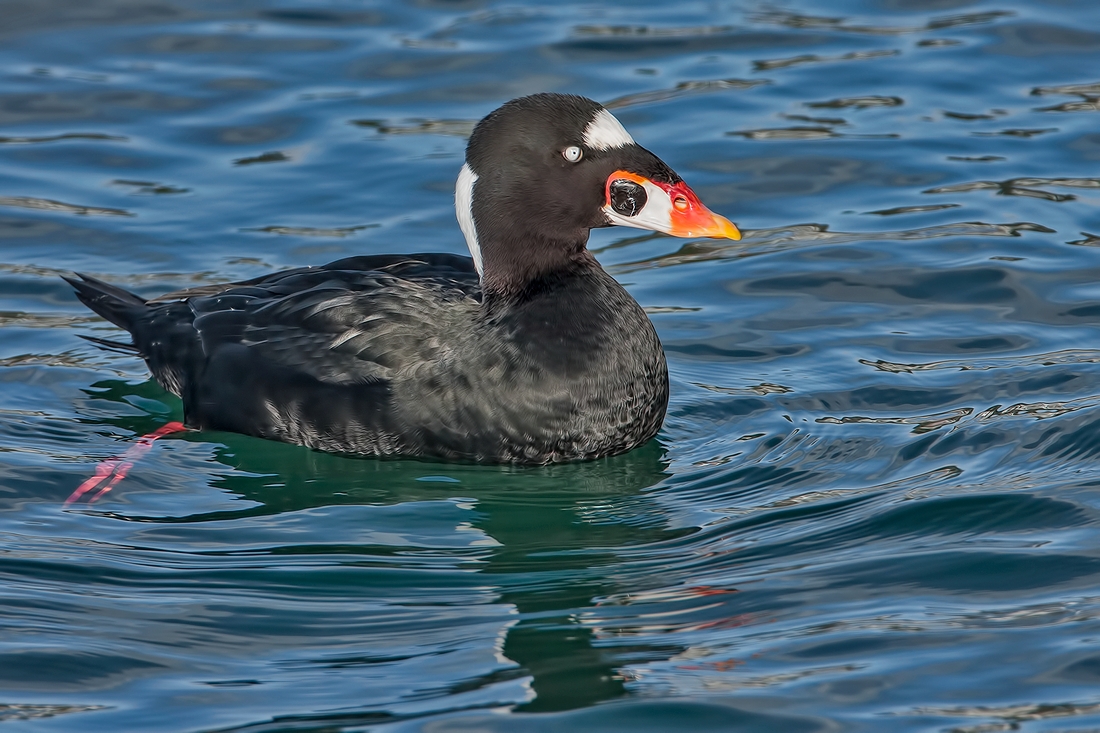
[67, 93, 741, 464]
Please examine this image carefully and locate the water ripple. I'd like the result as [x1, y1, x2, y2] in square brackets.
[0, 197, 132, 217]
[245, 224, 377, 238]
[806, 95, 903, 109]
[0, 703, 110, 722]
[924, 176, 1100, 201]
[862, 349, 1100, 374]
[0, 132, 126, 144]
[751, 9, 1015, 36]
[604, 79, 768, 109]
[612, 221, 1056, 272]
[752, 49, 898, 71]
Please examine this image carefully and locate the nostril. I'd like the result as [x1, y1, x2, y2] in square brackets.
[673, 195, 688, 211]
[609, 179, 647, 217]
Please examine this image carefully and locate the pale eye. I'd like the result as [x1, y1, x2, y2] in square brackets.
[562, 145, 583, 163]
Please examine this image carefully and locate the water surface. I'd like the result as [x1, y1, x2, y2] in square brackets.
[4, 0, 1100, 730]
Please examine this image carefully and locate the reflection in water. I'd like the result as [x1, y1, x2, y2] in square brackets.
[111, 179, 190, 196]
[752, 49, 898, 71]
[925, 176, 1100, 201]
[0, 132, 127, 144]
[733, 126, 840, 140]
[610, 220, 1055, 272]
[0, 196, 132, 217]
[221, 440, 679, 713]
[751, 8, 1014, 35]
[351, 118, 476, 137]
[806, 95, 903, 109]
[233, 150, 290, 166]
[863, 203, 959, 215]
[602, 79, 768, 110]
[245, 224, 376, 238]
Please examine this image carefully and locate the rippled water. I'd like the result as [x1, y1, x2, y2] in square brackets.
[4, 0, 1100, 730]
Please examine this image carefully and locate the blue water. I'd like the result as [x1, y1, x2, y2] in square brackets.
[4, 0, 1100, 730]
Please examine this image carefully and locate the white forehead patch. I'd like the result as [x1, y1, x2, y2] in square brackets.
[583, 108, 634, 151]
[454, 163, 482, 278]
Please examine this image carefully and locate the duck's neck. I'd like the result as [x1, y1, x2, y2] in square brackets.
[480, 235, 595, 299]
[455, 162, 593, 299]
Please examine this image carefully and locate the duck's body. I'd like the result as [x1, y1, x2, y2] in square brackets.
[70, 251, 666, 463]
[67, 93, 739, 464]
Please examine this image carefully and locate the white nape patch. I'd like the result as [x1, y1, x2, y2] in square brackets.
[602, 179, 674, 234]
[583, 108, 634, 151]
[454, 163, 482, 278]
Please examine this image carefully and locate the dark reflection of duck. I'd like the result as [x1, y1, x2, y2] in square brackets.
[82, 378, 683, 712]
[66, 93, 740, 465]
[252, 441, 680, 711]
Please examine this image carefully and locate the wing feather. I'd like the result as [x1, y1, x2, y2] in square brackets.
[188, 260, 481, 388]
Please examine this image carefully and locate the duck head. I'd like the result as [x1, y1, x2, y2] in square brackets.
[456, 93, 740, 295]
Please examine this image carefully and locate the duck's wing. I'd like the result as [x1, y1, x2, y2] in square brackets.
[142, 254, 485, 453]
[186, 254, 480, 383]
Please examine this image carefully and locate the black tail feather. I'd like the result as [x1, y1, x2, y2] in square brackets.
[78, 334, 142, 355]
[63, 273, 147, 333]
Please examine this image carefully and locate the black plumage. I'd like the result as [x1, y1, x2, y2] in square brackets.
[66, 93, 740, 464]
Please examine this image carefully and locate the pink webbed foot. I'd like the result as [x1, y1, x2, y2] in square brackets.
[66, 421, 187, 505]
